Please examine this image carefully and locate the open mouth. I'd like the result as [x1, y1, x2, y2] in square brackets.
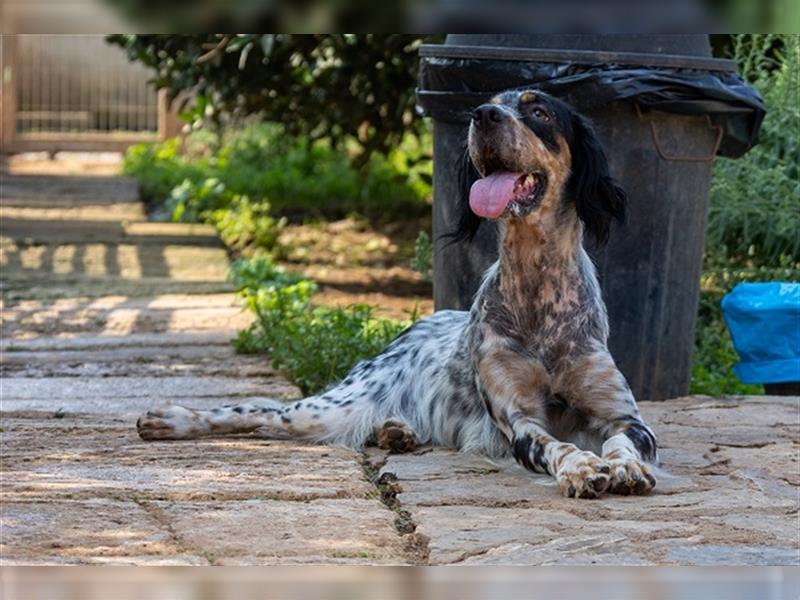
[469, 171, 546, 219]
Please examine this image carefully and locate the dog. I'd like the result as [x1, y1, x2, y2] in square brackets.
[137, 89, 658, 499]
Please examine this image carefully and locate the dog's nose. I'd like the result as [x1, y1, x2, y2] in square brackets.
[472, 104, 506, 128]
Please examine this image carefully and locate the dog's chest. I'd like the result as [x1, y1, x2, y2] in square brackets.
[483, 281, 591, 354]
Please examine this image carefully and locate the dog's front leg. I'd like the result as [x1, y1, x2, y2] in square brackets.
[559, 349, 658, 495]
[477, 347, 610, 499]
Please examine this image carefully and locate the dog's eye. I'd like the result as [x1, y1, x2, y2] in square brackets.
[532, 108, 550, 121]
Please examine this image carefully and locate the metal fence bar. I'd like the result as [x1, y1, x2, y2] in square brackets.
[1, 36, 19, 151]
[11, 34, 159, 143]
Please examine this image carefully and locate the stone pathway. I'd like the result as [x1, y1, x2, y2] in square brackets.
[0, 155, 405, 565]
[368, 396, 799, 565]
[1, 154, 798, 566]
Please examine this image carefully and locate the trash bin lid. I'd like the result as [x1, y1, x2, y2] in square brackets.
[416, 43, 764, 158]
[420, 44, 739, 72]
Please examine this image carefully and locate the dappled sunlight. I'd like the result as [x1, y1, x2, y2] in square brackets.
[10, 244, 46, 270]
[6, 152, 124, 176]
[51, 245, 76, 275]
[102, 308, 142, 336]
[0, 204, 145, 222]
[82, 244, 109, 277]
[112, 245, 143, 279]
[159, 245, 231, 282]
[0, 291, 255, 340]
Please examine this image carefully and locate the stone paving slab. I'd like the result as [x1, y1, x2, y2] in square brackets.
[1, 345, 275, 378]
[1, 331, 238, 352]
[1, 159, 416, 566]
[1, 376, 299, 416]
[0, 414, 407, 565]
[2, 422, 372, 502]
[371, 396, 800, 566]
[2, 218, 221, 245]
[160, 499, 404, 565]
[1, 499, 179, 564]
[2, 293, 250, 339]
[1, 173, 140, 205]
[1, 204, 146, 222]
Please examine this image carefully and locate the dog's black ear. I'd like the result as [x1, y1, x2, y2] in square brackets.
[441, 148, 482, 246]
[567, 114, 626, 245]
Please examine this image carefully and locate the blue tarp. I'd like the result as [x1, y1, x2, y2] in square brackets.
[721, 282, 800, 384]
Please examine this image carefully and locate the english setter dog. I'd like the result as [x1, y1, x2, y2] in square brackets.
[138, 89, 658, 499]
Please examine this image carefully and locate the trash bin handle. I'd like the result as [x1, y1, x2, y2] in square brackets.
[635, 104, 723, 162]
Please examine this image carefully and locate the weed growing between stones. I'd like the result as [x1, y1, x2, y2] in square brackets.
[230, 256, 415, 395]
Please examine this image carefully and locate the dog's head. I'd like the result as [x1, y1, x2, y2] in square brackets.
[455, 89, 625, 244]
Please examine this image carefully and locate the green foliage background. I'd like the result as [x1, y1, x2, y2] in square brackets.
[692, 34, 800, 395]
[108, 34, 441, 163]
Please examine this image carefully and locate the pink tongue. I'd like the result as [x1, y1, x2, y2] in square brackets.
[469, 172, 524, 218]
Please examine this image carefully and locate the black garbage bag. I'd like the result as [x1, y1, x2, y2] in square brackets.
[417, 51, 765, 158]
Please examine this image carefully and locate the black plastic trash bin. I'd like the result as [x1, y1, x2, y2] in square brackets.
[417, 34, 765, 402]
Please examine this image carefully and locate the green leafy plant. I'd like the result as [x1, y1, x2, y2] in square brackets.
[707, 35, 800, 267]
[123, 123, 431, 225]
[123, 138, 207, 205]
[411, 230, 433, 282]
[231, 256, 412, 395]
[167, 177, 228, 222]
[108, 34, 442, 163]
[692, 34, 800, 395]
[207, 195, 286, 256]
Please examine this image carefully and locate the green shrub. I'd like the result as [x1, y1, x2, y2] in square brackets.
[109, 35, 439, 162]
[231, 256, 412, 395]
[230, 255, 309, 293]
[164, 177, 286, 256]
[123, 123, 431, 226]
[707, 34, 800, 267]
[207, 195, 286, 256]
[123, 138, 207, 204]
[167, 177, 228, 222]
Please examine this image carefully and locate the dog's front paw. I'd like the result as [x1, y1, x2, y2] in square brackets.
[136, 405, 203, 441]
[606, 457, 656, 495]
[555, 450, 611, 499]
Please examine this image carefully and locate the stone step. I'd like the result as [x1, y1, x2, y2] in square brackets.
[0, 331, 238, 352]
[1, 294, 251, 340]
[1, 173, 140, 205]
[1, 242, 229, 278]
[1, 241, 233, 301]
[0, 376, 300, 417]
[0, 344, 273, 378]
[0, 280, 235, 302]
[4, 293, 248, 312]
[2, 218, 222, 246]
[1, 204, 146, 222]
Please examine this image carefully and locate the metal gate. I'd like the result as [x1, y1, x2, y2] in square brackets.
[1, 35, 178, 153]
